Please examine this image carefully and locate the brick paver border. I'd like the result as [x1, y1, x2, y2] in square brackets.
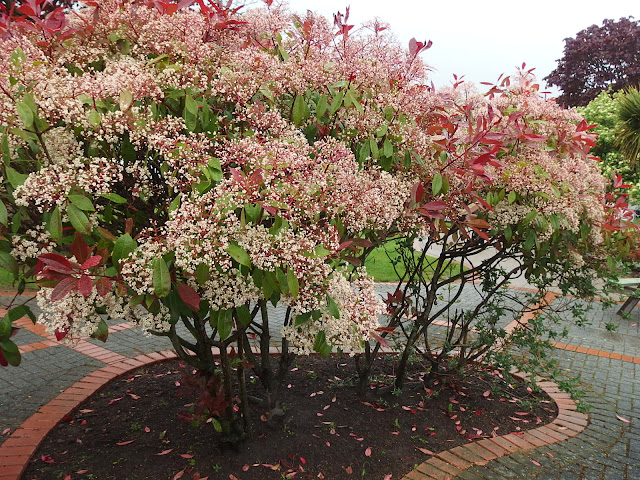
[0, 350, 178, 480]
[400, 375, 586, 480]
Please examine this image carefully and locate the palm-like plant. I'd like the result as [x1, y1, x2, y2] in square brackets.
[617, 87, 640, 167]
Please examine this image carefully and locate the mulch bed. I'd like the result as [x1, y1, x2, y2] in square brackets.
[22, 354, 557, 480]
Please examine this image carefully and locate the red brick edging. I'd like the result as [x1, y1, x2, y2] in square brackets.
[0, 350, 585, 480]
[0, 350, 178, 480]
[400, 375, 587, 480]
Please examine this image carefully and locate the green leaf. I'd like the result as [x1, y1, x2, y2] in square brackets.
[382, 138, 393, 157]
[152, 257, 171, 298]
[327, 295, 340, 319]
[314, 245, 331, 257]
[0, 201, 7, 227]
[287, 268, 299, 298]
[369, 137, 379, 159]
[316, 95, 328, 118]
[207, 158, 223, 182]
[112, 234, 137, 269]
[432, 173, 443, 195]
[67, 204, 91, 234]
[376, 124, 389, 138]
[235, 305, 251, 327]
[101, 193, 127, 204]
[329, 91, 344, 115]
[185, 95, 199, 117]
[211, 417, 223, 433]
[276, 268, 289, 294]
[48, 206, 62, 241]
[16, 102, 34, 128]
[507, 191, 517, 204]
[4, 305, 36, 324]
[292, 94, 309, 126]
[0, 339, 20, 366]
[345, 90, 363, 114]
[1, 134, 11, 165]
[5, 166, 27, 188]
[262, 271, 278, 298]
[0, 316, 11, 339]
[504, 225, 512, 242]
[91, 319, 109, 342]
[88, 110, 101, 126]
[0, 251, 17, 276]
[313, 330, 332, 357]
[68, 194, 95, 212]
[119, 89, 133, 111]
[196, 263, 210, 286]
[524, 230, 537, 251]
[227, 243, 251, 268]
[522, 210, 538, 224]
[217, 309, 232, 340]
[294, 311, 312, 326]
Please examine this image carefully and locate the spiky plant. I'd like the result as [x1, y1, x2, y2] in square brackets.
[616, 87, 640, 167]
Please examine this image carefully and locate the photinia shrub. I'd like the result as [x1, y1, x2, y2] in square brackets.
[0, 0, 637, 440]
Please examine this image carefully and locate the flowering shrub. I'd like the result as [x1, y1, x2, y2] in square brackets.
[0, 0, 636, 440]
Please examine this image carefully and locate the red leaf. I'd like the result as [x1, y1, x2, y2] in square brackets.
[108, 397, 124, 405]
[116, 440, 135, 445]
[416, 447, 434, 455]
[531, 459, 541, 466]
[54, 327, 69, 341]
[39, 253, 74, 273]
[51, 276, 79, 302]
[242, 465, 250, 471]
[172, 470, 185, 480]
[80, 255, 102, 270]
[422, 201, 448, 211]
[71, 232, 91, 264]
[144, 426, 150, 433]
[156, 449, 173, 455]
[96, 276, 112, 297]
[179, 454, 193, 459]
[411, 182, 424, 204]
[364, 446, 372, 457]
[2, 428, 10, 435]
[41, 454, 55, 463]
[76, 470, 89, 474]
[345, 466, 353, 474]
[483, 390, 490, 397]
[78, 274, 93, 297]
[177, 282, 201, 311]
[616, 414, 631, 423]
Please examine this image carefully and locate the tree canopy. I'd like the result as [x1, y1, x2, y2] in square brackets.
[545, 17, 640, 107]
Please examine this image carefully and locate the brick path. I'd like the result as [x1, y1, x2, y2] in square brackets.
[0, 287, 639, 480]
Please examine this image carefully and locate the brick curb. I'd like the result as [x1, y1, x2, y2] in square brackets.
[0, 350, 178, 480]
[400, 376, 586, 480]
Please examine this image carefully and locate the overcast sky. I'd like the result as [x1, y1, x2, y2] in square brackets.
[281, 0, 639, 96]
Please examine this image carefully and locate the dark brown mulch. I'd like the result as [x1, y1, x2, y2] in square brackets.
[23, 355, 557, 480]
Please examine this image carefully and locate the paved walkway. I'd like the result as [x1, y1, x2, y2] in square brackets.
[0, 286, 639, 479]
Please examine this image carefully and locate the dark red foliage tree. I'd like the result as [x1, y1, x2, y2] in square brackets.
[545, 17, 640, 107]
[0, 0, 74, 15]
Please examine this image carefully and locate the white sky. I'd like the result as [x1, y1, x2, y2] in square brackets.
[281, 0, 639, 96]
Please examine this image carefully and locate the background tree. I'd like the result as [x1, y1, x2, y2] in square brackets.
[545, 17, 640, 107]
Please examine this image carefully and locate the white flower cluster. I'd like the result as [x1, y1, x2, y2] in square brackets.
[37, 285, 171, 342]
[201, 268, 262, 311]
[11, 226, 56, 262]
[282, 270, 384, 355]
[120, 240, 169, 296]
